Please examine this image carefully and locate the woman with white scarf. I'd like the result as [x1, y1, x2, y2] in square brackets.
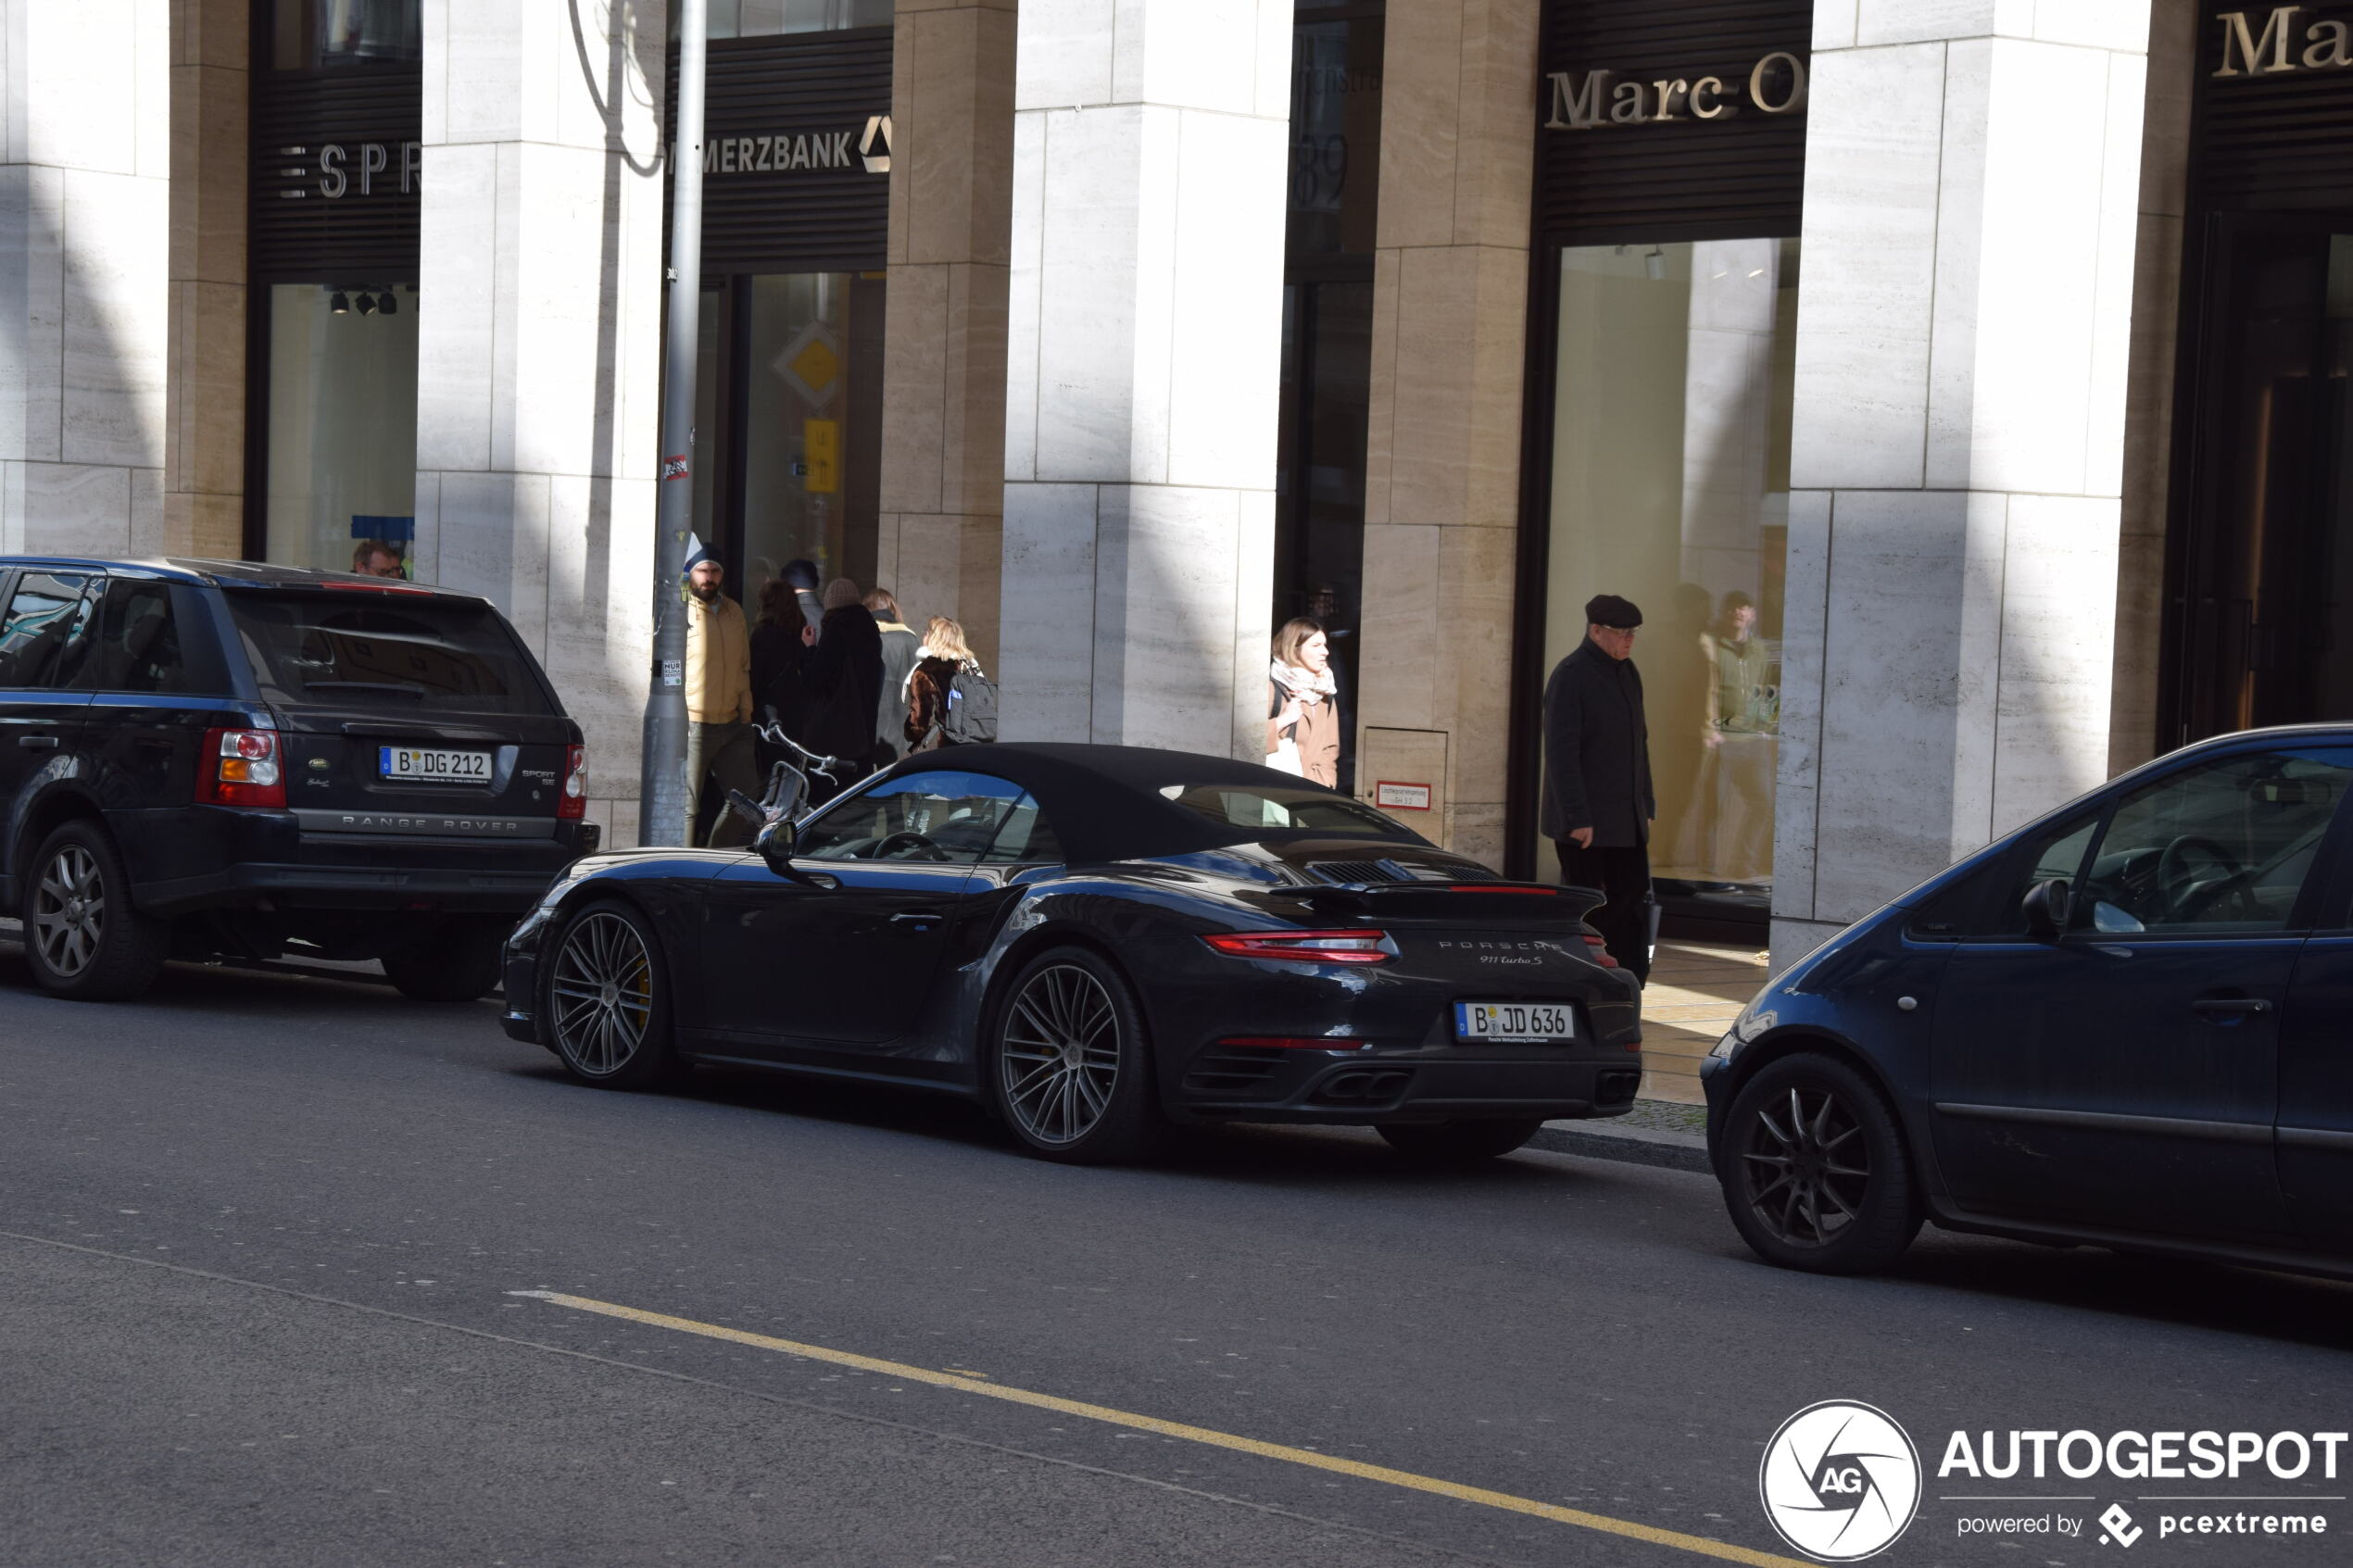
[1266, 617, 1340, 786]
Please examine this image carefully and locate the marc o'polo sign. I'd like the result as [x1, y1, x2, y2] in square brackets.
[1544, 51, 1808, 130]
[2209, 6, 2353, 77]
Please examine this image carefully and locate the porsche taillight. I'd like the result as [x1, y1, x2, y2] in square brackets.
[1201, 929, 1396, 965]
[1582, 933, 1621, 970]
[196, 727, 285, 809]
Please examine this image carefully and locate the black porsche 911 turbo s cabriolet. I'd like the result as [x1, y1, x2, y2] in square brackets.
[501, 744, 1642, 1163]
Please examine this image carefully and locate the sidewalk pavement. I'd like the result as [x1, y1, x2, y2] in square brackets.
[1636, 938, 1769, 1104]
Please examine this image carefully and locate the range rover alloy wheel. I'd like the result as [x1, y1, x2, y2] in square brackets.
[547, 901, 675, 1088]
[22, 820, 169, 1001]
[992, 947, 1164, 1164]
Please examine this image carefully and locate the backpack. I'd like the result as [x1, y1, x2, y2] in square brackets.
[940, 665, 999, 745]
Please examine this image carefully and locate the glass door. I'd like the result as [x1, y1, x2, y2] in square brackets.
[2171, 213, 2353, 744]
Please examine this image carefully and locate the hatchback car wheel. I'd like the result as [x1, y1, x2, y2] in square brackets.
[22, 821, 169, 1001]
[1719, 1053, 1920, 1273]
[992, 947, 1164, 1164]
[546, 901, 674, 1088]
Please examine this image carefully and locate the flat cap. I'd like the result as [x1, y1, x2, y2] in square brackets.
[1584, 593, 1642, 629]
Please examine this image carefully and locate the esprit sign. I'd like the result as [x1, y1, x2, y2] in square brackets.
[2209, 7, 2353, 76]
[277, 141, 421, 199]
[1544, 51, 1807, 130]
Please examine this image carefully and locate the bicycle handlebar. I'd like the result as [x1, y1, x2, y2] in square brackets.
[753, 718, 841, 780]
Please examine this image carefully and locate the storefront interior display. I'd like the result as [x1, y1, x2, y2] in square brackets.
[1536, 238, 1799, 922]
[264, 283, 421, 575]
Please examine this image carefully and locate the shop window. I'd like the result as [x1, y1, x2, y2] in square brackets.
[274, 0, 421, 69]
[264, 283, 421, 576]
[706, 0, 893, 37]
[690, 272, 886, 608]
[1275, 1, 1382, 795]
[1537, 238, 1800, 922]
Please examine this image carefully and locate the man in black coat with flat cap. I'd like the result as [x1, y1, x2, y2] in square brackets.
[1542, 593, 1656, 985]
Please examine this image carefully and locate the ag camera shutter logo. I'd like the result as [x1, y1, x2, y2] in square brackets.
[1760, 1400, 1922, 1562]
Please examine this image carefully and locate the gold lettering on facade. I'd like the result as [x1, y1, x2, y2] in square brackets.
[1543, 52, 1806, 131]
[1544, 69, 1610, 130]
[2216, 7, 2305, 75]
[2304, 16, 2353, 66]
[1751, 51, 1809, 115]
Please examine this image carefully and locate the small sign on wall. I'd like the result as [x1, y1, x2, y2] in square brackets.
[1375, 780, 1433, 811]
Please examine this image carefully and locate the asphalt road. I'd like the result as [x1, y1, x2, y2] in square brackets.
[4, 949, 2352, 1568]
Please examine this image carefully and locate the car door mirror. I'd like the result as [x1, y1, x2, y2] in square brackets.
[2021, 878, 2072, 941]
[754, 815, 799, 873]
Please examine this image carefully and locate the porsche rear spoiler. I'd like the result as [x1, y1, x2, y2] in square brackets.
[1269, 880, 1606, 922]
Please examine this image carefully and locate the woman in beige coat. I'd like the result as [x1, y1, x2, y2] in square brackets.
[1266, 618, 1340, 787]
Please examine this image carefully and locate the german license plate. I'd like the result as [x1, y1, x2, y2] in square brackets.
[1454, 1001, 1576, 1043]
[379, 746, 493, 784]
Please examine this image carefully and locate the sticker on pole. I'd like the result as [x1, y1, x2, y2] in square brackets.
[661, 454, 690, 481]
[661, 659, 683, 687]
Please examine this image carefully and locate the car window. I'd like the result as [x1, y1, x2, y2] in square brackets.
[982, 791, 1063, 864]
[2072, 749, 2353, 935]
[798, 771, 1028, 863]
[2000, 810, 2101, 934]
[1160, 783, 1412, 837]
[82, 579, 191, 693]
[224, 591, 558, 715]
[0, 571, 100, 689]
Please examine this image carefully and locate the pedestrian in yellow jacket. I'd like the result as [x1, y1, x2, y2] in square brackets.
[684, 546, 759, 847]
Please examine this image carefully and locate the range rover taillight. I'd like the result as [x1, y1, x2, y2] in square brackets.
[196, 728, 285, 809]
[559, 744, 587, 819]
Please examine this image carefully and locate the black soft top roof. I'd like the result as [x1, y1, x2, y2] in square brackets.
[0, 556, 494, 602]
[886, 742, 1407, 863]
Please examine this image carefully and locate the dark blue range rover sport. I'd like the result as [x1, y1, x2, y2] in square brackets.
[0, 558, 597, 1001]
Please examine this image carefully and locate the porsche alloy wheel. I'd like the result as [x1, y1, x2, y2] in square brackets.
[993, 947, 1164, 1163]
[1720, 1053, 1920, 1274]
[547, 903, 673, 1088]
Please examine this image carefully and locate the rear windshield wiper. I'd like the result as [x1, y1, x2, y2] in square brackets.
[298, 679, 428, 698]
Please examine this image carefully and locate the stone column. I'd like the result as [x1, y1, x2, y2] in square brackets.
[998, 0, 1291, 755]
[0, 0, 170, 555]
[414, 0, 667, 843]
[166, 0, 246, 559]
[2110, 0, 2196, 774]
[1353, 0, 1537, 867]
[1772, 1, 2150, 967]
[875, 0, 1014, 666]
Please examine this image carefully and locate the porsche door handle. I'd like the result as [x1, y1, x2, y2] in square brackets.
[889, 910, 948, 929]
[16, 734, 58, 749]
[2189, 997, 2271, 1019]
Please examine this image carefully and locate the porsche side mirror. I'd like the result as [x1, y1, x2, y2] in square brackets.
[2021, 878, 2071, 941]
[754, 815, 799, 873]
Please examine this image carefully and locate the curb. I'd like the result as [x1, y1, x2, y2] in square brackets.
[1529, 1119, 1711, 1174]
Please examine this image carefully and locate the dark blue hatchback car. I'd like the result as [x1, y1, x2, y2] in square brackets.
[1704, 725, 2353, 1281]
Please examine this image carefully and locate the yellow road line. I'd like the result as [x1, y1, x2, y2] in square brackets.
[514, 1290, 1805, 1568]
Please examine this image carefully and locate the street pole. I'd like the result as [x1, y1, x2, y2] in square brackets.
[638, 0, 709, 847]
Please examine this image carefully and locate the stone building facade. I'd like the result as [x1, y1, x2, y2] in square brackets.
[0, 0, 2332, 969]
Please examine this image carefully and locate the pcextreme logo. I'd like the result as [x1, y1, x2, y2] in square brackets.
[1759, 1400, 1923, 1562]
